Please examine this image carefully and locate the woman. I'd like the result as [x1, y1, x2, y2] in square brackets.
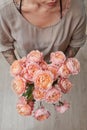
[0, 0, 86, 65]
[0, 0, 86, 130]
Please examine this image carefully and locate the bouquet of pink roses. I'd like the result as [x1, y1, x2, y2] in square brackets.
[10, 50, 80, 121]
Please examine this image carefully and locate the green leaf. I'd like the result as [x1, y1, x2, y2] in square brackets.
[22, 83, 34, 101]
[22, 93, 27, 97]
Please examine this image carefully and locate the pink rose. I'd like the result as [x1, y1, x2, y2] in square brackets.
[16, 97, 33, 116]
[33, 70, 53, 90]
[26, 63, 41, 82]
[47, 64, 59, 80]
[20, 56, 27, 66]
[10, 60, 23, 77]
[34, 107, 50, 121]
[27, 50, 43, 63]
[66, 58, 80, 75]
[58, 64, 70, 78]
[50, 51, 66, 65]
[19, 67, 32, 83]
[23, 70, 31, 81]
[55, 101, 70, 113]
[39, 60, 48, 70]
[55, 84, 62, 92]
[33, 88, 46, 101]
[11, 76, 26, 95]
[45, 88, 62, 103]
[17, 96, 27, 104]
[58, 78, 72, 93]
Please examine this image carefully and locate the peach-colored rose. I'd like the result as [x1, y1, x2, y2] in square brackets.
[50, 51, 66, 65]
[58, 78, 72, 93]
[33, 88, 46, 101]
[39, 60, 48, 70]
[58, 64, 70, 78]
[20, 56, 27, 67]
[19, 67, 32, 83]
[55, 101, 70, 113]
[34, 107, 50, 121]
[11, 76, 26, 95]
[17, 96, 27, 104]
[45, 88, 62, 103]
[16, 97, 33, 116]
[23, 70, 31, 81]
[33, 70, 53, 90]
[66, 58, 80, 75]
[27, 50, 43, 63]
[26, 63, 41, 81]
[10, 60, 23, 77]
[20, 67, 27, 78]
[47, 64, 59, 80]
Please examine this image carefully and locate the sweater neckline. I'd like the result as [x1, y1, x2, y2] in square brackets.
[12, 0, 71, 30]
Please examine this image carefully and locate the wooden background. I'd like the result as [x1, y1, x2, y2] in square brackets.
[0, 0, 87, 130]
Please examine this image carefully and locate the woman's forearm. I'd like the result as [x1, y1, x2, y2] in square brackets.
[2, 49, 17, 65]
[64, 46, 80, 58]
[1, 46, 80, 65]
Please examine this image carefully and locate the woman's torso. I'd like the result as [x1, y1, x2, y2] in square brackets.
[12, 0, 72, 61]
[0, 0, 85, 61]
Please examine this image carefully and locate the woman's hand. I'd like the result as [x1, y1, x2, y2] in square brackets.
[64, 46, 80, 58]
[2, 49, 17, 65]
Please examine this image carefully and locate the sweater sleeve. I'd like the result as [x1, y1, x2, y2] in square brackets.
[0, 13, 14, 52]
[70, 13, 86, 48]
